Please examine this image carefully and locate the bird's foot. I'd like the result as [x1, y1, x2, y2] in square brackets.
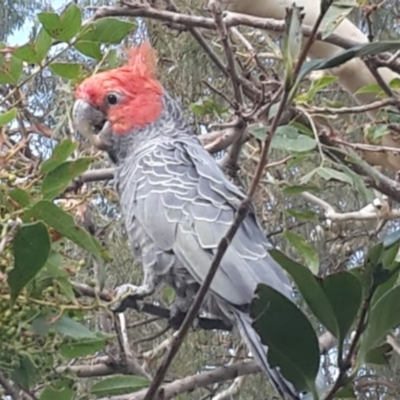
[168, 297, 201, 330]
[110, 283, 142, 313]
[168, 302, 187, 330]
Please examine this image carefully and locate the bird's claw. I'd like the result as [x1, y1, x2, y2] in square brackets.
[110, 283, 140, 313]
[168, 303, 187, 330]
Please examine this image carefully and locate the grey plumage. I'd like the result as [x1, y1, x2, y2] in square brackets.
[108, 94, 300, 399]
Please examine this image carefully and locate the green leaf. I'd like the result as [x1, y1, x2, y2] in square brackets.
[74, 41, 102, 60]
[298, 75, 337, 103]
[11, 354, 38, 390]
[355, 84, 382, 95]
[49, 63, 82, 79]
[91, 375, 149, 398]
[282, 5, 304, 87]
[249, 126, 268, 141]
[381, 237, 400, 270]
[40, 139, 78, 174]
[9, 188, 31, 207]
[14, 29, 52, 64]
[32, 315, 97, 339]
[40, 385, 74, 400]
[251, 284, 320, 393]
[41, 158, 93, 200]
[8, 222, 51, 302]
[0, 108, 17, 126]
[321, 272, 362, 342]
[317, 167, 353, 185]
[297, 41, 400, 84]
[319, 0, 357, 40]
[25, 201, 109, 260]
[42, 250, 76, 304]
[360, 285, 400, 358]
[269, 250, 339, 337]
[364, 124, 389, 144]
[282, 184, 320, 195]
[78, 18, 136, 44]
[35, 28, 53, 62]
[38, 3, 82, 42]
[60, 336, 108, 358]
[334, 386, 357, 399]
[0, 55, 23, 84]
[189, 98, 228, 117]
[285, 208, 317, 222]
[364, 343, 392, 365]
[284, 231, 319, 274]
[14, 44, 37, 63]
[272, 126, 316, 153]
[337, 164, 374, 203]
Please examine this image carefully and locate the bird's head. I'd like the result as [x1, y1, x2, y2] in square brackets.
[73, 42, 164, 152]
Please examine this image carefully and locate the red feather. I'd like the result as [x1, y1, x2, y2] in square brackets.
[75, 41, 163, 134]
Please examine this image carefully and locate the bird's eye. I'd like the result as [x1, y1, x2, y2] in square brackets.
[106, 93, 119, 106]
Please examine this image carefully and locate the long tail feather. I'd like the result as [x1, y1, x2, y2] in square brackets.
[233, 310, 300, 400]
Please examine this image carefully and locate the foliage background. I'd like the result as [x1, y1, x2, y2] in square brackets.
[2, 0, 400, 399]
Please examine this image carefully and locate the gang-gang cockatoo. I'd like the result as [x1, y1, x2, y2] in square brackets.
[73, 42, 309, 399]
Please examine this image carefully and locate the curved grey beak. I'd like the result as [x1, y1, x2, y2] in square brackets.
[73, 99, 107, 140]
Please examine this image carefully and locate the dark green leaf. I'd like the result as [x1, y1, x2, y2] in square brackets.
[49, 63, 82, 79]
[25, 201, 109, 260]
[14, 29, 52, 64]
[334, 386, 357, 399]
[42, 250, 77, 304]
[381, 239, 400, 270]
[284, 231, 319, 274]
[364, 343, 392, 365]
[40, 139, 78, 174]
[36, 28, 52, 62]
[251, 284, 319, 393]
[0, 108, 17, 126]
[189, 98, 228, 117]
[13, 44, 37, 63]
[285, 208, 318, 222]
[319, 1, 356, 40]
[32, 315, 97, 339]
[321, 272, 362, 341]
[78, 18, 136, 44]
[364, 124, 389, 144]
[249, 126, 268, 141]
[317, 167, 353, 185]
[41, 158, 93, 200]
[372, 269, 400, 305]
[8, 222, 51, 302]
[38, 4, 82, 41]
[0, 55, 23, 84]
[272, 126, 316, 153]
[74, 41, 102, 60]
[270, 250, 338, 337]
[40, 386, 74, 400]
[91, 375, 149, 398]
[9, 188, 31, 207]
[360, 285, 400, 357]
[297, 41, 400, 83]
[60, 336, 108, 358]
[11, 354, 38, 390]
[337, 164, 374, 203]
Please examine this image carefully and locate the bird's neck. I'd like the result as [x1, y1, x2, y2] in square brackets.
[108, 93, 193, 164]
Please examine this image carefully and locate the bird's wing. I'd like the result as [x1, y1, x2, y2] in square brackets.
[121, 138, 291, 306]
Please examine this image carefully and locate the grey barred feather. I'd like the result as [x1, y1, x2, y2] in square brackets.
[111, 94, 299, 399]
